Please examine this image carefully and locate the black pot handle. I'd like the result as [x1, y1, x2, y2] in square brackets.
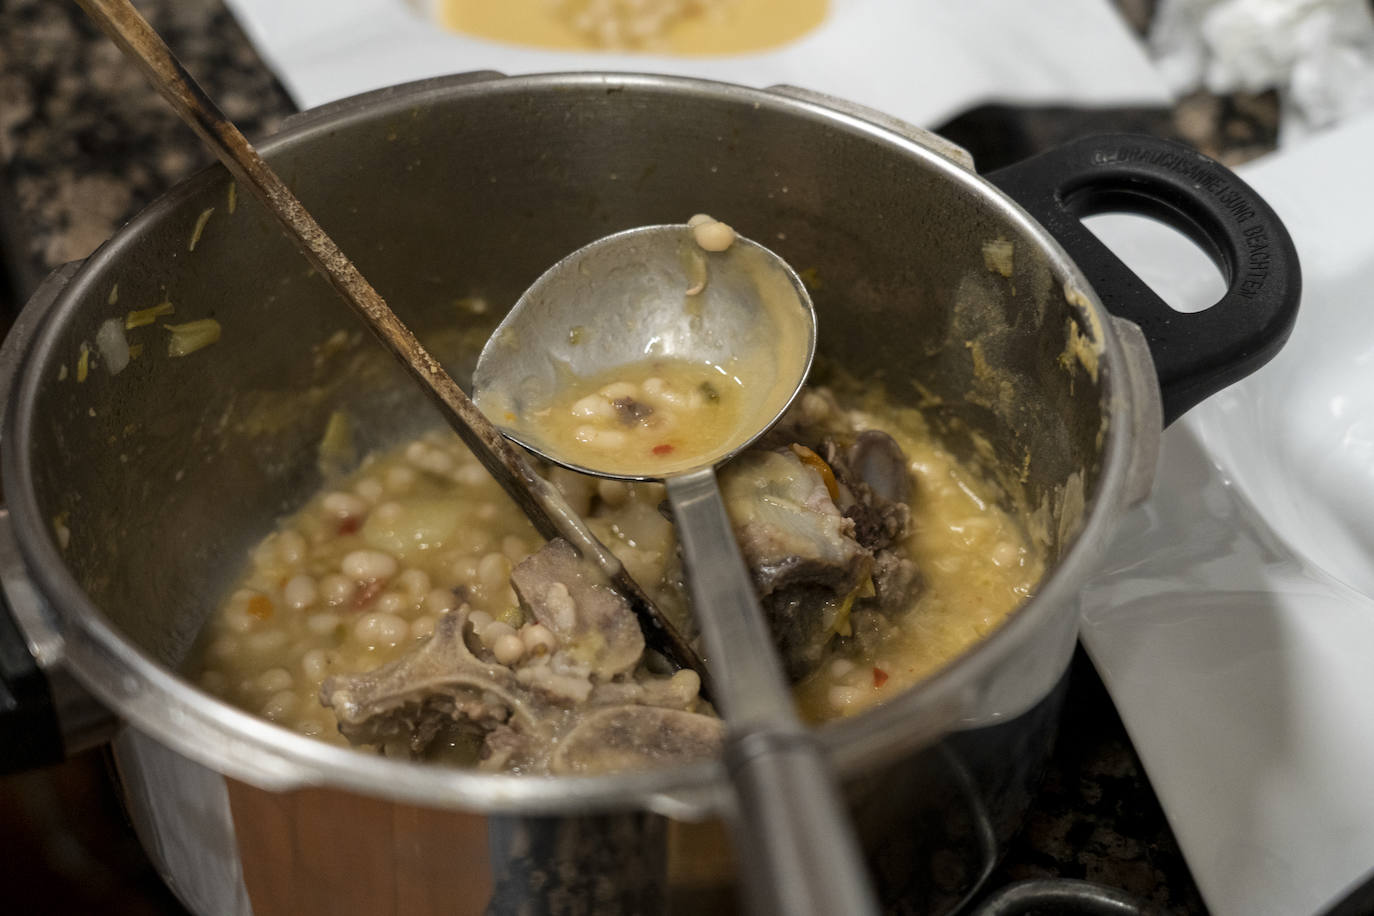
[987, 134, 1301, 425]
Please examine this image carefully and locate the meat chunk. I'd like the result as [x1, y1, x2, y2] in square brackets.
[824, 431, 912, 552]
[510, 538, 645, 678]
[720, 450, 873, 679]
[551, 706, 725, 774]
[319, 609, 542, 755]
[612, 397, 654, 425]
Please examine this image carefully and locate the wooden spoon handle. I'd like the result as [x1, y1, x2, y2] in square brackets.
[73, 0, 709, 692]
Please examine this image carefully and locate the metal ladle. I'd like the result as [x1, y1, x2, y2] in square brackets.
[472, 225, 880, 916]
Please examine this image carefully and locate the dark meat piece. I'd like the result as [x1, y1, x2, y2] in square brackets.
[870, 550, 921, 615]
[613, 397, 654, 425]
[510, 538, 645, 679]
[319, 609, 543, 755]
[824, 431, 913, 553]
[551, 706, 725, 774]
[846, 430, 913, 505]
[720, 450, 872, 679]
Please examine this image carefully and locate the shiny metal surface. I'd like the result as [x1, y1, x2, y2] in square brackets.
[473, 224, 816, 480]
[971, 878, 1153, 915]
[668, 468, 878, 916]
[0, 72, 1159, 913]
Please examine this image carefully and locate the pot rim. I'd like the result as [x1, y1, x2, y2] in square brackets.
[0, 71, 1140, 816]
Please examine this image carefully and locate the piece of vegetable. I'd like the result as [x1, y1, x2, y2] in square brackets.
[247, 595, 274, 620]
[789, 443, 839, 501]
[872, 667, 889, 688]
[76, 342, 90, 382]
[126, 301, 175, 329]
[164, 319, 221, 357]
[188, 207, 215, 252]
[96, 318, 130, 375]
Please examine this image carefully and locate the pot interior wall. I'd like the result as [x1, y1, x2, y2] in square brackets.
[18, 77, 1107, 668]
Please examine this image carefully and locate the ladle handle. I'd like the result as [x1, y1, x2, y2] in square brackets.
[665, 470, 879, 916]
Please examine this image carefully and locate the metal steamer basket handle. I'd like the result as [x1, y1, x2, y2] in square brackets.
[987, 134, 1301, 425]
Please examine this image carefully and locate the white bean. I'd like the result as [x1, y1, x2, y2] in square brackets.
[467, 610, 494, 632]
[262, 690, 297, 722]
[319, 574, 356, 606]
[669, 668, 702, 702]
[374, 591, 406, 615]
[301, 649, 334, 682]
[342, 549, 398, 581]
[353, 476, 384, 504]
[414, 447, 454, 475]
[307, 611, 342, 636]
[574, 426, 627, 450]
[222, 600, 258, 635]
[480, 620, 517, 648]
[992, 541, 1020, 567]
[275, 530, 308, 565]
[321, 491, 368, 521]
[256, 667, 293, 694]
[283, 574, 318, 610]
[492, 633, 525, 666]
[830, 658, 856, 678]
[384, 465, 416, 493]
[246, 630, 288, 655]
[396, 568, 431, 599]
[354, 612, 409, 648]
[598, 380, 638, 400]
[410, 616, 436, 640]
[571, 394, 615, 419]
[829, 685, 862, 709]
[521, 623, 558, 658]
[501, 535, 529, 562]
[422, 587, 457, 615]
[477, 553, 511, 592]
[692, 219, 736, 252]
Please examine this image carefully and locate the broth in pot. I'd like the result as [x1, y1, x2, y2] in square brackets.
[189, 375, 1041, 774]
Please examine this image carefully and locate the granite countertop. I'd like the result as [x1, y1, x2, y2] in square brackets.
[0, 1, 1277, 912]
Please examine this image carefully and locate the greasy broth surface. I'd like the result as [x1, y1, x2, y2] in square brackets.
[189, 388, 1040, 749]
[527, 358, 747, 475]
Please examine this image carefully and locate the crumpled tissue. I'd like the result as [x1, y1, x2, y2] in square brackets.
[1150, 0, 1374, 142]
